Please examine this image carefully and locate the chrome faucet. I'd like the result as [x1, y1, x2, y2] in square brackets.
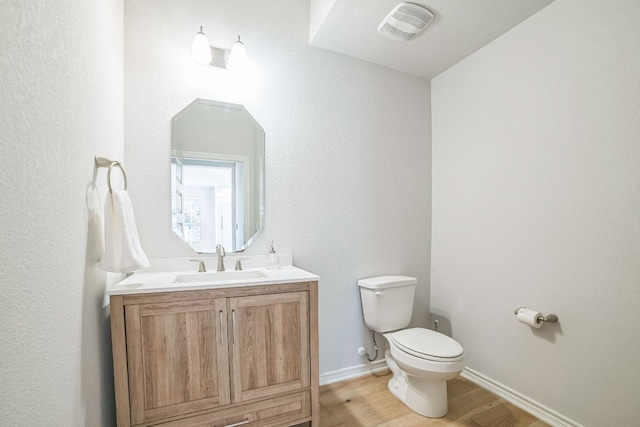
[216, 244, 226, 271]
[190, 259, 206, 272]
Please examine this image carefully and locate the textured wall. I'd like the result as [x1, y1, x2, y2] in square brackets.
[0, 1, 123, 425]
[124, 0, 431, 375]
[431, 0, 640, 424]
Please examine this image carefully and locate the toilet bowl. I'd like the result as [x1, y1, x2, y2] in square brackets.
[357, 276, 465, 418]
[384, 328, 464, 418]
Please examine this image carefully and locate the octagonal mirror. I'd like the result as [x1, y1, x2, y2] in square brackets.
[171, 99, 264, 253]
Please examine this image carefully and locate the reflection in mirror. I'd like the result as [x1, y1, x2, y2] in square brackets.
[171, 99, 264, 253]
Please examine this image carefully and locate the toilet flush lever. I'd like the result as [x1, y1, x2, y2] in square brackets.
[374, 291, 385, 296]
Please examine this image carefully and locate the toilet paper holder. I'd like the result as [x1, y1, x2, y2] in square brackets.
[514, 307, 558, 323]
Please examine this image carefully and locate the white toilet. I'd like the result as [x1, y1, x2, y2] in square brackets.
[357, 275, 465, 418]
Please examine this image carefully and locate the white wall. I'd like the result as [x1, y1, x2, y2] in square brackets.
[431, 0, 640, 425]
[124, 0, 431, 375]
[0, 0, 123, 426]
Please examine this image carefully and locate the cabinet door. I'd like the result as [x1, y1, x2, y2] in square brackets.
[229, 291, 310, 403]
[125, 299, 231, 425]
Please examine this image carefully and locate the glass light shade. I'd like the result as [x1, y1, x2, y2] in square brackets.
[191, 27, 212, 65]
[227, 36, 249, 72]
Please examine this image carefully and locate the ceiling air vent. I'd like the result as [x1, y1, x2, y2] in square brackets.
[378, 2, 434, 41]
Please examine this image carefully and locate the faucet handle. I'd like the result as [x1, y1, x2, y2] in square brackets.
[235, 257, 251, 271]
[234, 257, 249, 271]
[189, 259, 207, 272]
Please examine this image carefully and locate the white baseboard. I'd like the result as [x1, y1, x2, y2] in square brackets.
[460, 368, 582, 427]
[319, 359, 388, 386]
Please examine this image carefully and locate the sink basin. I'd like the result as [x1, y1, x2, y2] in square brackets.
[174, 270, 267, 284]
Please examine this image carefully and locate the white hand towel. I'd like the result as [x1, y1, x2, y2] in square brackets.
[99, 190, 150, 273]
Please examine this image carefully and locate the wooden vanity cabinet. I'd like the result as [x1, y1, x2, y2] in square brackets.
[110, 281, 319, 427]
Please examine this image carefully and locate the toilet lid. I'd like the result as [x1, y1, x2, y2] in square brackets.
[389, 328, 463, 361]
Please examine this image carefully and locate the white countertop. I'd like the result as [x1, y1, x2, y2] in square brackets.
[105, 256, 319, 296]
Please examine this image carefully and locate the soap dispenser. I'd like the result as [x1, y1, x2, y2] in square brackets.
[266, 240, 279, 269]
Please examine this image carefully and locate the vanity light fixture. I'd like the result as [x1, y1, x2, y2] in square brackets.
[191, 27, 249, 72]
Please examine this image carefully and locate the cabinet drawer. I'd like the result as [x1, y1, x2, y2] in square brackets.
[153, 391, 311, 427]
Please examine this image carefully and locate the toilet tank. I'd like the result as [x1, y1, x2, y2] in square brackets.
[357, 275, 417, 333]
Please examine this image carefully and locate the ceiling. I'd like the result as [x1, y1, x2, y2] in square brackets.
[309, 0, 554, 79]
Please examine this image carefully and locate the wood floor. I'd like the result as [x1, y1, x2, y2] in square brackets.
[319, 370, 549, 427]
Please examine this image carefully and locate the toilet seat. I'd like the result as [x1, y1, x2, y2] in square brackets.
[388, 328, 463, 362]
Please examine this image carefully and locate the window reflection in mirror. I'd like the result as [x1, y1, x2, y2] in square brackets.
[171, 100, 264, 253]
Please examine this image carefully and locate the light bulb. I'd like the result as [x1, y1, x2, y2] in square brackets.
[227, 36, 249, 72]
[191, 26, 212, 65]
